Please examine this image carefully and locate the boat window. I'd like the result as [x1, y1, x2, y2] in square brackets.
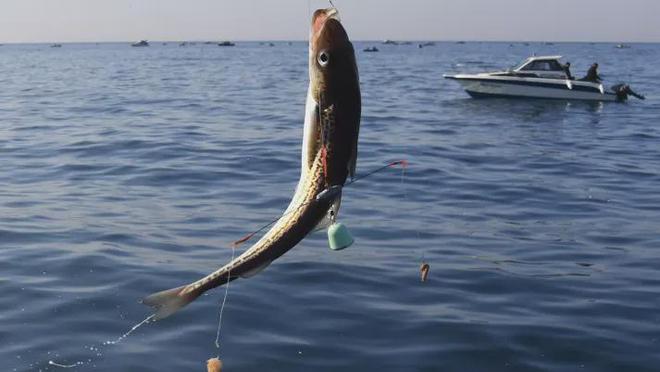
[546, 60, 563, 71]
[521, 61, 546, 70]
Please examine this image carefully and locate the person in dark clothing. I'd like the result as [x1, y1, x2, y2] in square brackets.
[562, 62, 574, 80]
[582, 63, 602, 83]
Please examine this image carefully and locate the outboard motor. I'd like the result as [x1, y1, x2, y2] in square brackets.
[612, 83, 646, 101]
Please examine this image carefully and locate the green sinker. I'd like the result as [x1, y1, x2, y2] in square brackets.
[327, 222, 354, 250]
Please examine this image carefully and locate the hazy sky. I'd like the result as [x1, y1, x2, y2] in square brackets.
[1, 0, 659, 43]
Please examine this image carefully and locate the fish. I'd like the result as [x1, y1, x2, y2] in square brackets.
[142, 7, 361, 320]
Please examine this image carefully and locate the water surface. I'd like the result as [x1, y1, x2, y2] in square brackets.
[1, 41, 660, 371]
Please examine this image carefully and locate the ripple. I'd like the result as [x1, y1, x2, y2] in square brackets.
[2, 41, 660, 371]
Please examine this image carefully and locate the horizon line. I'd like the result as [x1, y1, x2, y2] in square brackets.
[2, 39, 659, 45]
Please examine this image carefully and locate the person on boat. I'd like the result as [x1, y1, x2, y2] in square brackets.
[562, 62, 574, 80]
[582, 63, 602, 83]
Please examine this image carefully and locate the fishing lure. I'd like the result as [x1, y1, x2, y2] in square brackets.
[420, 262, 430, 282]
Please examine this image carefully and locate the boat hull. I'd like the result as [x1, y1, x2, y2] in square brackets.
[445, 75, 619, 102]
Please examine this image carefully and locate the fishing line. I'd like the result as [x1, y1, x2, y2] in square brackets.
[402, 164, 422, 274]
[214, 243, 236, 355]
[348, 160, 408, 186]
[308, 0, 311, 26]
[394, 158, 428, 281]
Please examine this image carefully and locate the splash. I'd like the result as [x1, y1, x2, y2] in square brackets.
[48, 360, 83, 368]
[47, 314, 155, 369]
[103, 314, 155, 346]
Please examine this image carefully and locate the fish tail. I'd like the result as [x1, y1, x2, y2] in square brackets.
[141, 284, 202, 320]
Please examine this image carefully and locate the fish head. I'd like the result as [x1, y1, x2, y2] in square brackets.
[309, 8, 361, 185]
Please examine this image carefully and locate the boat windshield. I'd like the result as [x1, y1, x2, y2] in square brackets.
[512, 59, 530, 70]
[516, 59, 563, 71]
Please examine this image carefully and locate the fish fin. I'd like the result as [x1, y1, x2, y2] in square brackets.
[314, 214, 333, 232]
[141, 284, 202, 320]
[313, 197, 342, 232]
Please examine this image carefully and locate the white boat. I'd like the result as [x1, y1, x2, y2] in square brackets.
[131, 40, 149, 47]
[444, 55, 642, 102]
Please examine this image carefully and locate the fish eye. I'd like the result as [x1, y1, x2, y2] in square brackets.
[318, 51, 330, 66]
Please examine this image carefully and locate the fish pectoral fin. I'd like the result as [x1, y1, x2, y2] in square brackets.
[240, 261, 273, 278]
[141, 284, 202, 320]
[313, 197, 342, 232]
[314, 215, 333, 232]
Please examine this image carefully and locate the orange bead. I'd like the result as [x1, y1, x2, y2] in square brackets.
[207, 357, 223, 372]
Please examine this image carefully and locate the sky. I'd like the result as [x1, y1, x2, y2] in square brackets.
[0, 0, 659, 43]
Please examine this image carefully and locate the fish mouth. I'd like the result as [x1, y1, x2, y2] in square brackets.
[311, 8, 342, 45]
[312, 8, 339, 34]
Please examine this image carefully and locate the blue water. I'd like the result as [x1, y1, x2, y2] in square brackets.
[1, 41, 660, 371]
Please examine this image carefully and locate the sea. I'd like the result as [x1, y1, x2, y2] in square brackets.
[1, 41, 659, 372]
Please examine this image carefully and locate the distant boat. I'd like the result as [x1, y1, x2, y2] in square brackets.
[382, 39, 398, 45]
[218, 41, 236, 47]
[268, 42, 275, 47]
[544, 42, 555, 45]
[615, 43, 631, 49]
[456, 41, 466, 44]
[363, 46, 379, 52]
[179, 41, 188, 47]
[131, 40, 149, 47]
[50, 43, 62, 48]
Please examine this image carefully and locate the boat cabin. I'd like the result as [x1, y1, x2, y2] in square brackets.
[511, 55, 568, 79]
